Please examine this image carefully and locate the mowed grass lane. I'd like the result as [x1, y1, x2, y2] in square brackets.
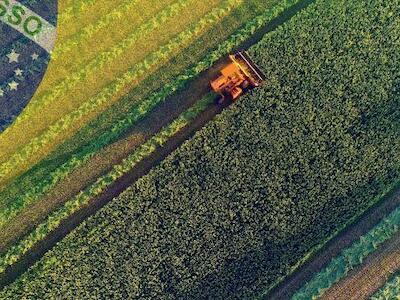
[0, 0, 235, 187]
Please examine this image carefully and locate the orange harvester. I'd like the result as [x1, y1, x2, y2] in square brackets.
[210, 51, 266, 103]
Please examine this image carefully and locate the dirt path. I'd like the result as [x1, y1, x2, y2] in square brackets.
[266, 188, 400, 300]
[321, 232, 400, 300]
[0, 0, 315, 288]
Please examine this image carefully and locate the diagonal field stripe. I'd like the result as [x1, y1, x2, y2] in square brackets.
[0, 0, 56, 53]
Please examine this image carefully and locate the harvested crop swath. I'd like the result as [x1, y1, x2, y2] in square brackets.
[1, 0, 399, 298]
[291, 206, 400, 300]
[0, 0, 228, 186]
[370, 272, 400, 300]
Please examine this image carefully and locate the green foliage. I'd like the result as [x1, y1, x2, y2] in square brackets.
[1, 0, 400, 298]
[0, 94, 214, 275]
[370, 272, 400, 300]
[292, 206, 400, 299]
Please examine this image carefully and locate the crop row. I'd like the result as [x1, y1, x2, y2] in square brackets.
[370, 272, 400, 300]
[0, 0, 300, 234]
[57, 0, 117, 35]
[0, 0, 235, 187]
[291, 203, 400, 300]
[49, 0, 141, 61]
[1, 0, 399, 298]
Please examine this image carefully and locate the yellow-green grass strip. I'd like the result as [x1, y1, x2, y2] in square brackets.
[0, 94, 214, 275]
[370, 272, 400, 300]
[57, 0, 127, 39]
[45, 0, 177, 87]
[1, 0, 159, 92]
[0, 0, 230, 186]
[7, 0, 195, 130]
[52, 0, 142, 59]
[291, 203, 400, 300]
[0, 0, 182, 167]
[0, 0, 300, 231]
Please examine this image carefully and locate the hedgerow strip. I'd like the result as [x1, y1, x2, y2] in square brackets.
[0, 0, 300, 230]
[370, 272, 400, 300]
[0, 94, 214, 275]
[0, 0, 239, 186]
[291, 204, 400, 300]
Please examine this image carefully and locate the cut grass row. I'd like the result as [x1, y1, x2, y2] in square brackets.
[1, 0, 399, 297]
[0, 0, 207, 169]
[57, 0, 124, 40]
[370, 272, 400, 300]
[0, 0, 295, 231]
[0, 0, 300, 266]
[42, 0, 178, 89]
[291, 203, 400, 300]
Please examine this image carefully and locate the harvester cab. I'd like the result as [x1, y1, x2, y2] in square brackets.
[210, 51, 266, 104]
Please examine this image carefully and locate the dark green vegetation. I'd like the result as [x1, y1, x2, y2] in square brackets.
[1, 0, 399, 298]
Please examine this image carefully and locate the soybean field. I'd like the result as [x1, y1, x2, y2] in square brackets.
[1, 0, 399, 298]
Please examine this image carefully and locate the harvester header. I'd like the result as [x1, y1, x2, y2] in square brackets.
[210, 51, 266, 103]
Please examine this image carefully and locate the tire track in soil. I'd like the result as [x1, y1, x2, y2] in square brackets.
[0, 0, 315, 288]
[321, 232, 400, 300]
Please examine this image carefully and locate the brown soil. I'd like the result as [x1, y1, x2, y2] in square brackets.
[322, 232, 400, 300]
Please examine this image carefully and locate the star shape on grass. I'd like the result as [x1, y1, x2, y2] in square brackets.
[8, 81, 19, 91]
[7, 50, 20, 63]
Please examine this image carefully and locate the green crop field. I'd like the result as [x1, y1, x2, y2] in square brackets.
[0, 0, 297, 257]
[1, 0, 399, 298]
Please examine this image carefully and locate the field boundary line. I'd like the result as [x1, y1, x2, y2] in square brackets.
[290, 192, 400, 299]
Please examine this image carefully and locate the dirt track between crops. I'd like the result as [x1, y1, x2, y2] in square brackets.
[266, 188, 400, 300]
[0, 0, 316, 289]
[321, 232, 400, 300]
